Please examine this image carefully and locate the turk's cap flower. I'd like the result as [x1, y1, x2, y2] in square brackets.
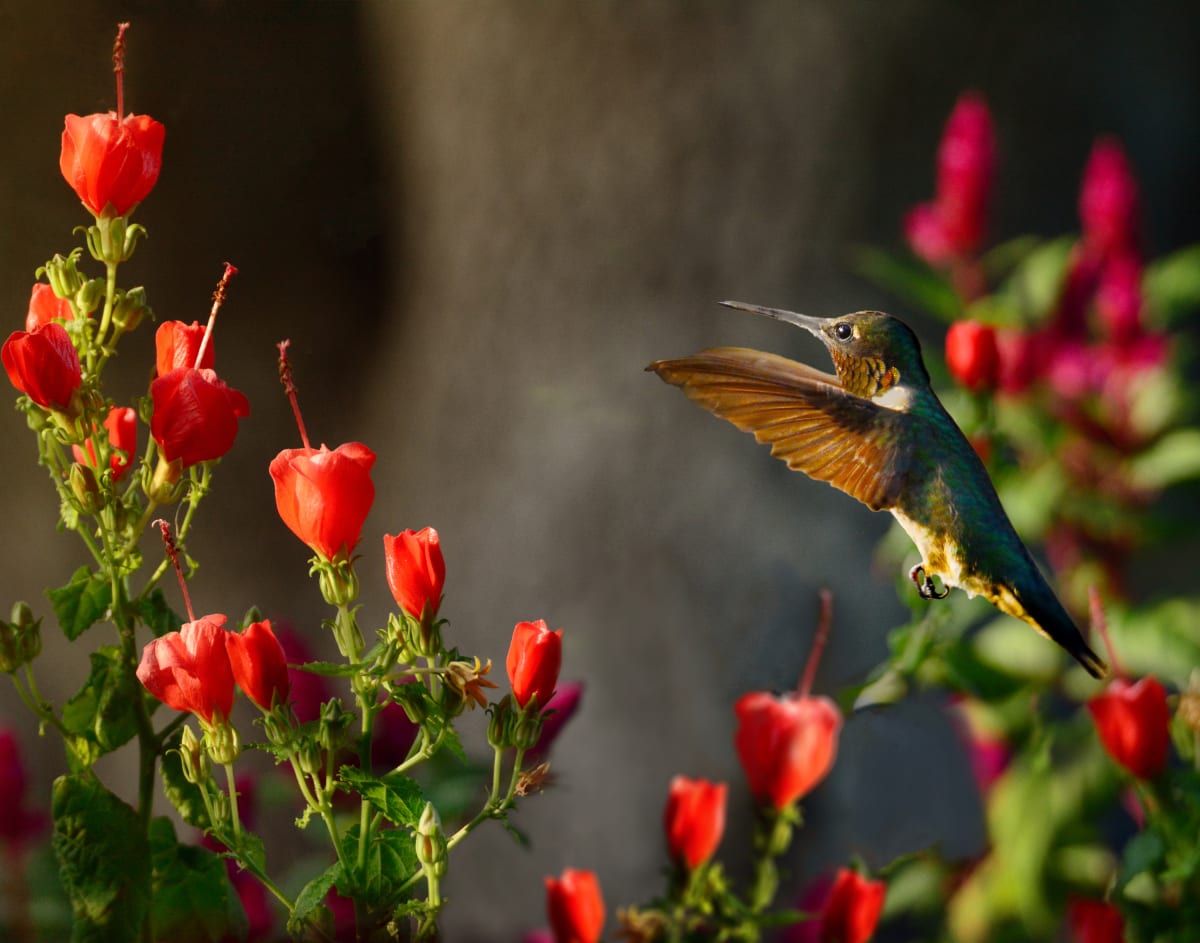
[2, 322, 83, 414]
[734, 690, 842, 810]
[155, 320, 215, 377]
[73, 406, 138, 482]
[60, 111, 165, 218]
[150, 367, 249, 468]
[1088, 675, 1170, 780]
[545, 869, 605, 943]
[269, 442, 376, 562]
[945, 320, 1000, 393]
[818, 869, 887, 943]
[26, 283, 75, 332]
[226, 619, 290, 712]
[136, 614, 235, 725]
[663, 775, 727, 870]
[384, 527, 446, 623]
[507, 619, 563, 710]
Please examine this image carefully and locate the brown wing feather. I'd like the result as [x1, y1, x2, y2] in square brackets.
[647, 347, 911, 511]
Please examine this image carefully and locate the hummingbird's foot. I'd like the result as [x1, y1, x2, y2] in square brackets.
[910, 564, 949, 600]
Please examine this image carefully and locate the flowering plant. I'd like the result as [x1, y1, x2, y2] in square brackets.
[0, 25, 576, 942]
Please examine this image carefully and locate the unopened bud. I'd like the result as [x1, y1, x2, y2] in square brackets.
[317, 561, 360, 610]
[179, 725, 210, 784]
[39, 251, 85, 302]
[145, 454, 184, 504]
[414, 801, 447, 878]
[112, 286, 148, 334]
[512, 707, 546, 751]
[75, 278, 106, 319]
[70, 463, 103, 513]
[487, 695, 518, 749]
[204, 720, 241, 766]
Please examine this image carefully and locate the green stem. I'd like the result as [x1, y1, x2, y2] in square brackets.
[224, 763, 242, 841]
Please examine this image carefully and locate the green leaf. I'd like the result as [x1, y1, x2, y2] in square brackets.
[295, 660, 359, 678]
[339, 824, 421, 907]
[160, 730, 211, 830]
[1129, 428, 1200, 490]
[61, 646, 141, 756]
[1119, 828, 1166, 888]
[1000, 235, 1074, 322]
[52, 773, 151, 943]
[46, 566, 112, 641]
[148, 817, 247, 943]
[853, 245, 962, 322]
[291, 861, 342, 932]
[338, 766, 426, 827]
[1144, 244, 1200, 327]
[134, 588, 183, 638]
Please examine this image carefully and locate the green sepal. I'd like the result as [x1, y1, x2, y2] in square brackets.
[51, 773, 152, 943]
[46, 566, 112, 641]
[337, 765, 426, 827]
[61, 646, 142, 758]
[160, 730, 212, 830]
[148, 817, 248, 943]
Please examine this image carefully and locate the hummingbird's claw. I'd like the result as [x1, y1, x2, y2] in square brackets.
[910, 564, 949, 600]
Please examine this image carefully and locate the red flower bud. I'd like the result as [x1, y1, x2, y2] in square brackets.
[59, 111, 165, 218]
[507, 619, 563, 710]
[945, 320, 1000, 392]
[73, 406, 137, 482]
[1095, 253, 1144, 345]
[1067, 897, 1125, 943]
[150, 367, 249, 468]
[819, 869, 887, 943]
[545, 869, 604, 943]
[1088, 676, 1170, 780]
[226, 619, 290, 711]
[2, 322, 82, 413]
[269, 442, 376, 562]
[136, 615, 235, 725]
[734, 691, 842, 810]
[155, 320, 215, 377]
[26, 284, 74, 332]
[1079, 137, 1139, 260]
[663, 775, 727, 870]
[383, 528, 446, 621]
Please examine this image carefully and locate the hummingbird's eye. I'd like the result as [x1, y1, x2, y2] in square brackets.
[833, 322, 853, 342]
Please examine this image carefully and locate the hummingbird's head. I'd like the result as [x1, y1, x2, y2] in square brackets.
[720, 302, 931, 403]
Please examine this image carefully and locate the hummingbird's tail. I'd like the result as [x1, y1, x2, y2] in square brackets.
[1003, 581, 1110, 679]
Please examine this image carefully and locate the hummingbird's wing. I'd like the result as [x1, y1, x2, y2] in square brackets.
[647, 347, 912, 512]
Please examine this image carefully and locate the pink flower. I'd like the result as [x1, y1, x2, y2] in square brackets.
[1095, 253, 1145, 344]
[1079, 137, 1140, 259]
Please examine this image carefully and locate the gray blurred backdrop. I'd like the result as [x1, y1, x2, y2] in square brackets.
[2, 1, 1199, 938]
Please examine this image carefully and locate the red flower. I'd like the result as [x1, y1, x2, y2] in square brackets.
[1067, 897, 1125, 943]
[150, 367, 250, 468]
[59, 111, 165, 218]
[1095, 253, 1145, 345]
[945, 320, 1000, 392]
[1079, 137, 1139, 260]
[820, 869, 887, 943]
[2, 322, 82, 413]
[26, 283, 74, 332]
[905, 92, 995, 263]
[1088, 676, 1170, 779]
[226, 620, 290, 711]
[269, 442, 377, 561]
[545, 869, 604, 943]
[155, 320, 215, 377]
[73, 406, 137, 481]
[663, 775, 727, 870]
[383, 527, 446, 621]
[734, 691, 842, 810]
[136, 615, 235, 725]
[507, 619, 563, 710]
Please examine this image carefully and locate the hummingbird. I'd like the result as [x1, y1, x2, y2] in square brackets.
[647, 301, 1108, 679]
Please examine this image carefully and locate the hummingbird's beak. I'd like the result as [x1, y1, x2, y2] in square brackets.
[719, 300, 827, 339]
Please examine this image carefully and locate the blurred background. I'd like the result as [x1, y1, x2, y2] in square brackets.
[2, 1, 1199, 937]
